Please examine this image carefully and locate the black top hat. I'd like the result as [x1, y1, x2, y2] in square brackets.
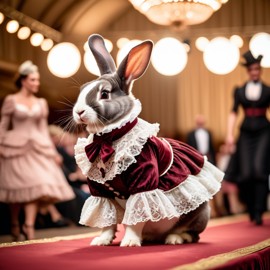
[241, 50, 263, 67]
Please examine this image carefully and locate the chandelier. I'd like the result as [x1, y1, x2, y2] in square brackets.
[129, 0, 229, 27]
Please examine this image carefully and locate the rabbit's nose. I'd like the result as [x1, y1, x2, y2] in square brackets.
[77, 110, 85, 116]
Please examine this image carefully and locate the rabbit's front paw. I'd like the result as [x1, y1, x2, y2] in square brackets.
[90, 236, 113, 246]
[165, 234, 184, 245]
[120, 236, 141, 247]
[165, 232, 193, 245]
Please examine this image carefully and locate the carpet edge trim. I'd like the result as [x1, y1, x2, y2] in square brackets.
[0, 230, 101, 248]
[170, 238, 270, 270]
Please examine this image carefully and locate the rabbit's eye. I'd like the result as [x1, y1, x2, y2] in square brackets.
[100, 90, 109, 100]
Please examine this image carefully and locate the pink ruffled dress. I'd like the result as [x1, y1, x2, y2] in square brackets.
[0, 95, 75, 203]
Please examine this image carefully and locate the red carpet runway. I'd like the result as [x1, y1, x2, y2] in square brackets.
[0, 213, 270, 270]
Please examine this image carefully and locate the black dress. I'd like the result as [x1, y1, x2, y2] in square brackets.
[225, 81, 270, 222]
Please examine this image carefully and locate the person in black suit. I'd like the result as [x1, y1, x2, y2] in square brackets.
[187, 114, 216, 165]
[225, 50, 270, 225]
[187, 115, 224, 217]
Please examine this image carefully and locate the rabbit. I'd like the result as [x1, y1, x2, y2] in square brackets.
[72, 34, 224, 247]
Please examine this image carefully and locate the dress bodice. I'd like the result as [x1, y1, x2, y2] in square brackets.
[12, 103, 42, 132]
[232, 83, 270, 131]
[0, 95, 56, 156]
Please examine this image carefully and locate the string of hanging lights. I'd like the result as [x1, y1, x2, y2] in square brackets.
[0, 3, 61, 51]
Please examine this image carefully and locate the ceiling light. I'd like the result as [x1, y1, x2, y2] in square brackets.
[151, 37, 188, 76]
[41, 38, 54, 51]
[230, 35, 243, 48]
[117, 37, 130, 49]
[0, 12, 4, 24]
[30, 33, 44, 46]
[0, 3, 62, 42]
[17, 26, 31, 40]
[203, 37, 239, 75]
[129, 0, 229, 27]
[47, 42, 81, 78]
[6, 19, 19, 33]
[249, 32, 270, 68]
[195, 37, 209, 52]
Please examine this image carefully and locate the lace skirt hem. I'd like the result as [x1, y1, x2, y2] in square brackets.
[79, 158, 224, 228]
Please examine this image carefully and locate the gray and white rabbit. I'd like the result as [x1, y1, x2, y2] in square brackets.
[72, 34, 224, 247]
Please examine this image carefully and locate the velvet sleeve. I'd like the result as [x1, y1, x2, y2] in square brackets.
[124, 141, 160, 195]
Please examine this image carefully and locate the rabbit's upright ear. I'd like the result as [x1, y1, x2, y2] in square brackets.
[88, 34, 116, 75]
[117, 40, 153, 94]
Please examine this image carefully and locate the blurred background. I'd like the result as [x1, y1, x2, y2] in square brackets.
[1, 0, 270, 146]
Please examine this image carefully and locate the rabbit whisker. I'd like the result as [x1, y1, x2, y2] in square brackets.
[68, 76, 82, 88]
[58, 101, 74, 108]
[58, 96, 75, 107]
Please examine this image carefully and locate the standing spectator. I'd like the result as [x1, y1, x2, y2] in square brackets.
[0, 60, 74, 240]
[187, 114, 216, 165]
[186, 115, 218, 217]
[225, 51, 270, 225]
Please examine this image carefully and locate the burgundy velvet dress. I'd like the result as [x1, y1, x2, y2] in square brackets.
[75, 118, 224, 228]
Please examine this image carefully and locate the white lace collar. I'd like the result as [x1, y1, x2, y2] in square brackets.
[74, 118, 160, 183]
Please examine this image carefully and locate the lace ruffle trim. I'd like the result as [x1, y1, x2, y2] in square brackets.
[79, 196, 124, 228]
[74, 136, 92, 175]
[79, 158, 224, 228]
[74, 118, 160, 183]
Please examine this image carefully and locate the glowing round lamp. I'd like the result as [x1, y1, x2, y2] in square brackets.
[116, 40, 142, 66]
[47, 42, 81, 78]
[183, 43, 190, 53]
[151, 37, 187, 76]
[195, 37, 209, 52]
[230, 35, 243, 48]
[41, 39, 54, 51]
[30, 33, 44, 46]
[17, 26, 31, 40]
[249, 32, 270, 68]
[117, 37, 130, 49]
[0, 12, 4, 25]
[260, 51, 270, 68]
[6, 20, 19, 33]
[203, 37, 239, 75]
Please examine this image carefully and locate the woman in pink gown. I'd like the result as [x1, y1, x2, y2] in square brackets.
[0, 61, 74, 240]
